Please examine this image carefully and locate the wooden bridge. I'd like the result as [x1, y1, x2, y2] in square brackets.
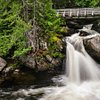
[56, 8, 100, 19]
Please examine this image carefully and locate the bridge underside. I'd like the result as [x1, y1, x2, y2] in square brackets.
[64, 16, 100, 19]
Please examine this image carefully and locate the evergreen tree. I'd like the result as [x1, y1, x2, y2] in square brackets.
[34, 0, 63, 57]
[75, 0, 100, 7]
[0, 0, 63, 59]
[0, 0, 31, 58]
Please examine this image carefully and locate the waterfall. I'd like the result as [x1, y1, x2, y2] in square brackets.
[37, 33, 100, 100]
[10, 33, 100, 100]
[66, 33, 100, 84]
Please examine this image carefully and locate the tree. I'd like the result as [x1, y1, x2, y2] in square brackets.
[0, 0, 31, 58]
[0, 0, 63, 59]
[34, 0, 63, 57]
[75, 0, 100, 7]
[52, 0, 100, 8]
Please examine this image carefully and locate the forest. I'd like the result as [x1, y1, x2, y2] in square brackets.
[0, 0, 100, 99]
[0, 0, 99, 60]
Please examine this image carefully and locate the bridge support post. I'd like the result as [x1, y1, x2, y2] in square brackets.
[69, 9, 72, 17]
[63, 11, 66, 17]
[77, 11, 79, 17]
[84, 8, 87, 16]
[92, 11, 94, 16]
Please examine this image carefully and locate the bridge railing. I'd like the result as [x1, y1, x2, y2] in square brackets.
[56, 8, 100, 18]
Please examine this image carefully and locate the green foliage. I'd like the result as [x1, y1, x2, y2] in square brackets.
[35, 0, 62, 34]
[75, 0, 100, 7]
[52, 0, 73, 8]
[0, 0, 64, 60]
[34, 0, 63, 58]
[53, 0, 100, 8]
[0, 0, 31, 58]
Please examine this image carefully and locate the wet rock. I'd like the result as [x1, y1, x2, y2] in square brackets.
[51, 58, 62, 66]
[20, 53, 36, 69]
[66, 21, 83, 29]
[39, 39, 48, 50]
[83, 35, 100, 63]
[92, 19, 100, 33]
[79, 28, 99, 36]
[4, 67, 13, 74]
[0, 67, 36, 87]
[2, 66, 14, 77]
[35, 53, 62, 71]
[46, 55, 53, 62]
[0, 58, 7, 72]
[68, 28, 78, 35]
[36, 57, 50, 71]
[45, 55, 62, 66]
[12, 70, 35, 85]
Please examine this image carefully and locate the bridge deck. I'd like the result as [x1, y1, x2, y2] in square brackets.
[56, 8, 100, 19]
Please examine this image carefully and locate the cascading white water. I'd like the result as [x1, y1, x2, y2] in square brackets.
[66, 33, 100, 84]
[11, 33, 100, 100]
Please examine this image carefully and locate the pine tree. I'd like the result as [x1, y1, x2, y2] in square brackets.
[0, 0, 31, 58]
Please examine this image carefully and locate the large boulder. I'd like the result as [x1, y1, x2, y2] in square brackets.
[19, 54, 36, 69]
[66, 21, 83, 29]
[83, 35, 100, 63]
[20, 27, 63, 71]
[92, 19, 100, 33]
[0, 67, 36, 87]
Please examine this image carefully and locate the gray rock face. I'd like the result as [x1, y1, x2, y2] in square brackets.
[20, 54, 36, 69]
[0, 58, 7, 72]
[92, 19, 100, 33]
[67, 21, 83, 29]
[0, 68, 36, 87]
[83, 35, 100, 63]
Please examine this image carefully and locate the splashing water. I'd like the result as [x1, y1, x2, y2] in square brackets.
[66, 33, 100, 84]
[11, 33, 100, 100]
